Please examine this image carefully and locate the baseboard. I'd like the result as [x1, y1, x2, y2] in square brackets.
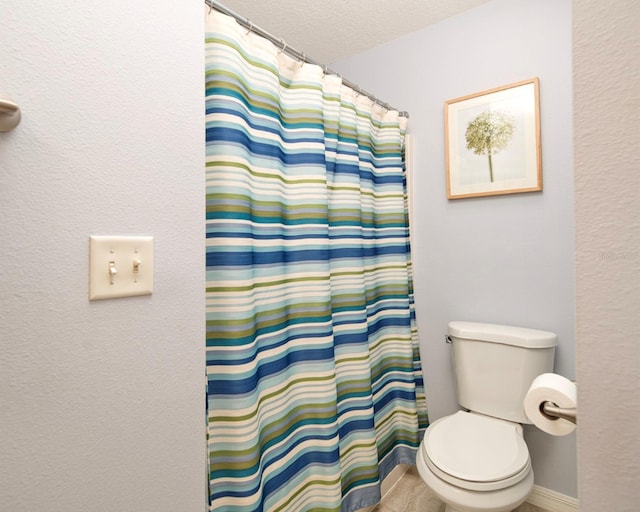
[356, 464, 410, 512]
[381, 463, 411, 496]
[527, 485, 579, 512]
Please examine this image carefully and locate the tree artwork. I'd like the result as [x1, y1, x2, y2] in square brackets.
[465, 110, 515, 183]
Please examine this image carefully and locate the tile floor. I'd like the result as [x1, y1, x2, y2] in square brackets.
[371, 466, 550, 512]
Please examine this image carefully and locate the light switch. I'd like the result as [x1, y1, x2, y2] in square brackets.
[89, 236, 153, 300]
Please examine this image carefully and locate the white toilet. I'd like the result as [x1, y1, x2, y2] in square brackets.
[416, 321, 557, 512]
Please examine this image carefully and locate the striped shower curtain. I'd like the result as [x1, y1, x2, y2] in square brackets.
[205, 9, 428, 512]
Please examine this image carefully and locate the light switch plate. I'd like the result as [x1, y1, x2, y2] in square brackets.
[89, 236, 153, 300]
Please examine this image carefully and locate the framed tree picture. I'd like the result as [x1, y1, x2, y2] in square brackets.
[445, 78, 542, 199]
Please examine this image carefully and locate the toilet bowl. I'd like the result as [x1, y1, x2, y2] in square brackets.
[415, 322, 557, 512]
[416, 411, 533, 512]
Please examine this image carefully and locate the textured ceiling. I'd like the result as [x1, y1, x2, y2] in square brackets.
[215, 0, 493, 63]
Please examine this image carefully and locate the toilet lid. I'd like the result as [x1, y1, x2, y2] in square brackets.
[424, 411, 530, 485]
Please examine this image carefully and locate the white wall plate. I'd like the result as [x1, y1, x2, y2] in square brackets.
[89, 236, 154, 300]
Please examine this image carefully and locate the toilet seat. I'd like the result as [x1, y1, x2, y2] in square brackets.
[423, 411, 531, 492]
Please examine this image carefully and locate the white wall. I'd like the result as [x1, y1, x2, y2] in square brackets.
[333, 0, 577, 498]
[0, 2, 205, 511]
[573, 1, 640, 510]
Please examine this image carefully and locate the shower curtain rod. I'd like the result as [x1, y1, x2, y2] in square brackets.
[205, 0, 409, 118]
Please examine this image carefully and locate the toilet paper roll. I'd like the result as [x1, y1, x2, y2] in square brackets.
[524, 373, 577, 436]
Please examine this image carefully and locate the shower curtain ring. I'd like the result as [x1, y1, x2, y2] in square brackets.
[300, 53, 305, 67]
[278, 39, 287, 54]
[245, 20, 253, 35]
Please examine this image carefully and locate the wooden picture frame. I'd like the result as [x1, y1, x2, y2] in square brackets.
[445, 78, 542, 199]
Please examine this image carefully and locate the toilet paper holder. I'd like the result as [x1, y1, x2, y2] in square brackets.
[540, 401, 577, 424]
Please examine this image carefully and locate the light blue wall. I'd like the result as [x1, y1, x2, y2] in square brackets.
[333, 0, 576, 498]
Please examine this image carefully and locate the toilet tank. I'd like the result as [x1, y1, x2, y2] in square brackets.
[448, 321, 557, 424]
